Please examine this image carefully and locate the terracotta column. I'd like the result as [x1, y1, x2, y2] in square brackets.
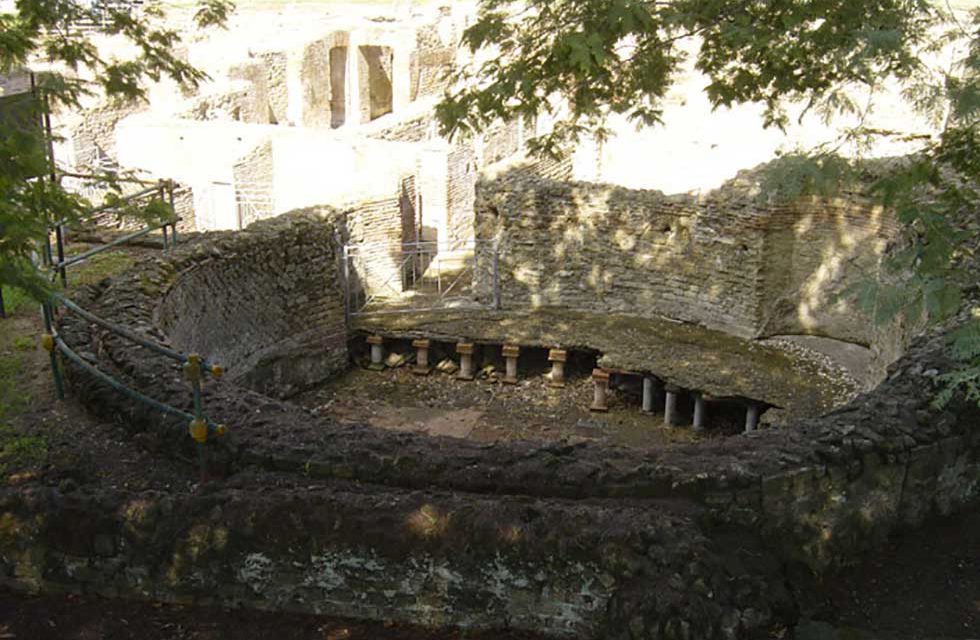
[456, 342, 475, 381]
[547, 348, 567, 387]
[501, 344, 520, 384]
[412, 339, 431, 375]
[590, 369, 610, 412]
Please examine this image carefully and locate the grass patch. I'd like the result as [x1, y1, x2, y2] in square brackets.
[66, 249, 136, 287]
[0, 424, 48, 474]
[0, 353, 28, 420]
[0, 285, 31, 317]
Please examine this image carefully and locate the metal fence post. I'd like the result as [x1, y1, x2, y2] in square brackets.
[55, 224, 67, 287]
[184, 354, 208, 484]
[168, 181, 178, 246]
[41, 301, 64, 399]
[492, 238, 501, 310]
[0, 287, 5, 319]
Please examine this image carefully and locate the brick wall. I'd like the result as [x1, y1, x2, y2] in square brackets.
[409, 24, 454, 100]
[474, 174, 901, 345]
[156, 211, 347, 398]
[231, 140, 275, 227]
[229, 51, 289, 125]
[343, 196, 409, 297]
[447, 145, 477, 245]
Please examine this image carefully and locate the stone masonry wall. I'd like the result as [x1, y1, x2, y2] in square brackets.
[172, 184, 196, 234]
[229, 52, 289, 125]
[231, 140, 275, 227]
[370, 113, 433, 143]
[45, 211, 980, 638]
[343, 195, 410, 297]
[156, 211, 347, 398]
[474, 176, 764, 338]
[409, 24, 454, 101]
[521, 154, 574, 181]
[180, 82, 265, 125]
[447, 145, 477, 245]
[300, 35, 343, 129]
[756, 198, 900, 345]
[479, 120, 522, 167]
[68, 101, 144, 170]
[474, 174, 900, 345]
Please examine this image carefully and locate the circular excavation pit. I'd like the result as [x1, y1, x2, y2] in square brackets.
[31, 203, 980, 640]
[302, 320, 854, 449]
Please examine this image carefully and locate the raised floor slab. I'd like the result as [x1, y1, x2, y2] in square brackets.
[352, 307, 856, 421]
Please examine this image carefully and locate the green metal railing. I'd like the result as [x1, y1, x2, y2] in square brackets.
[43, 295, 226, 483]
[48, 177, 180, 287]
[40, 178, 228, 483]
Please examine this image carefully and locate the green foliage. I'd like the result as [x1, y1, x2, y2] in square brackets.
[0, 351, 27, 420]
[443, 0, 980, 409]
[0, 0, 232, 300]
[0, 285, 31, 316]
[439, 0, 940, 155]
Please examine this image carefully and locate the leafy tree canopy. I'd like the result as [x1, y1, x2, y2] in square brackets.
[0, 0, 233, 297]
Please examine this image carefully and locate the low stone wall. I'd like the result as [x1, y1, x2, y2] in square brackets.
[0, 478, 791, 639]
[156, 211, 348, 398]
[44, 210, 980, 639]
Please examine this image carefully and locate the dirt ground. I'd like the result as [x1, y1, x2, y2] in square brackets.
[0, 592, 551, 640]
[291, 355, 714, 449]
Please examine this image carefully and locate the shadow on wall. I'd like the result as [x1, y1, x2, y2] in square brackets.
[157, 211, 349, 399]
[472, 168, 909, 378]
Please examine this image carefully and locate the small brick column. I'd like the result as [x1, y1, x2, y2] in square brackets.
[693, 392, 707, 432]
[664, 384, 680, 426]
[456, 342, 475, 381]
[745, 403, 760, 432]
[590, 369, 610, 412]
[501, 344, 520, 384]
[547, 348, 567, 387]
[642, 377, 658, 414]
[412, 339, 431, 376]
[366, 335, 385, 371]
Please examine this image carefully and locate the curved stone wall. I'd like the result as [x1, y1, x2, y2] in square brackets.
[158, 210, 349, 398]
[42, 209, 980, 639]
[472, 173, 903, 351]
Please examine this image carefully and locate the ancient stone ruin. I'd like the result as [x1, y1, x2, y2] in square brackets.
[2, 3, 978, 640]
